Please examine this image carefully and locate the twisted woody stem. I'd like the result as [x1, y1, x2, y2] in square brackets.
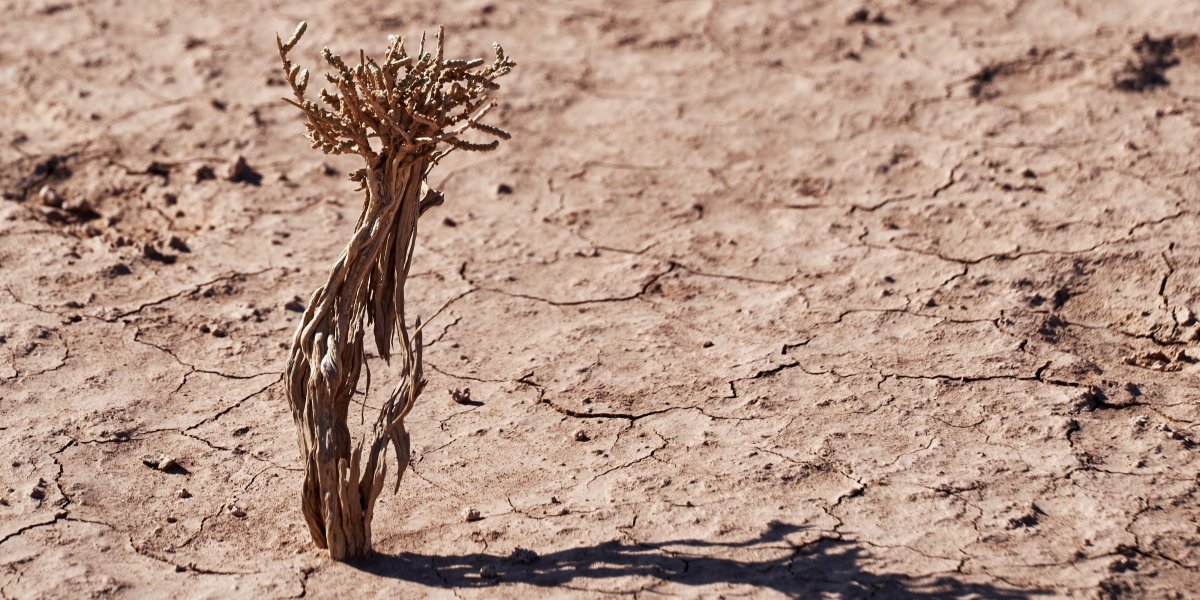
[277, 22, 514, 559]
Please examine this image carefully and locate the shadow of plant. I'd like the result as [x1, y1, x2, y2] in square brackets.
[349, 521, 1047, 598]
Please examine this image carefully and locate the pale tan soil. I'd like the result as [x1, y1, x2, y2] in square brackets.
[1, 0, 1199, 598]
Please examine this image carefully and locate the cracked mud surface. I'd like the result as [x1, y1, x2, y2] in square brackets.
[2, 1, 1199, 598]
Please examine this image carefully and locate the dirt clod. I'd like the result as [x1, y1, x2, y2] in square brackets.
[193, 164, 216, 182]
[1114, 34, 1191, 92]
[141, 454, 178, 471]
[508, 547, 538, 564]
[450, 387, 483, 406]
[37, 185, 63, 207]
[167, 236, 190, 253]
[29, 479, 47, 501]
[102, 263, 132, 277]
[847, 8, 889, 25]
[224, 155, 262, 185]
[142, 243, 177, 265]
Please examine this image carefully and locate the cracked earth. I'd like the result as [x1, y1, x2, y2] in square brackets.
[2, 0, 1199, 598]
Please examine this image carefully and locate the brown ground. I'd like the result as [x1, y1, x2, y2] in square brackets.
[2, 1, 1199, 598]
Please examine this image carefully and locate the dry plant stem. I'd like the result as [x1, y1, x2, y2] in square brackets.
[277, 22, 514, 560]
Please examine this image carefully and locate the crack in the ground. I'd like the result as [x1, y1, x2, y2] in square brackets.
[1158, 244, 1176, 336]
[1121, 501, 1199, 570]
[516, 373, 754, 423]
[1065, 463, 1195, 482]
[852, 160, 964, 213]
[428, 555, 465, 599]
[423, 315, 462, 348]
[501, 495, 631, 521]
[293, 567, 314, 598]
[568, 227, 663, 258]
[182, 374, 282, 432]
[1, 328, 70, 381]
[856, 231, 1118, 268]
[881, 360, 1052, 385]
[179, 429, 299, 472]
[879, 437, 938, 470]
[672, 262, 798, 286]
[408, 463, 467, 501]
[131, 326, 277, 380]
[2, 439, 82, 548]
[102, 269, 274, 322]
[172, 503, 227, 551]
[0, 519, 62, 548]
[426, 362, 506, 384]
[1, 503, 258, 576]
[543, 397, 754, 423]
[131, 532, 260, 576]
[1129, 209, 1190, 237]
[476, 262, 676, 307]
[584, 432, 668, 488]
[726, 360, 824, 399]
[857, 538, 965, 564]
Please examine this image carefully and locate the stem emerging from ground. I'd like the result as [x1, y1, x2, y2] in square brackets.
[277, 22, 514, 559]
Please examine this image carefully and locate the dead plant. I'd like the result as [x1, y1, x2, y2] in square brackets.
[276, 21, 514, 559]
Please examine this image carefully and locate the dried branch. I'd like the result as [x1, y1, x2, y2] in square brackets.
[278, 21, 514, 560]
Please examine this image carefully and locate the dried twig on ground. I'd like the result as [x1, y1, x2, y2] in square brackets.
[277, 21, 514, 560]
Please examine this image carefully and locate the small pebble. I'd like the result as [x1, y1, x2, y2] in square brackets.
[38, 185, 63, 208]
[226, 155, 249, 180]
[104, 263, 133, 277]
[193, 164, 216, 182]
[464, 508, 482, 522]
[574, 430, 590, 442]
[141, 454, 177, 471]
[142, 242, 177, 264]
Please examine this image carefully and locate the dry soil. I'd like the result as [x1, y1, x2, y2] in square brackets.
[1, 1, 1199, 598]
